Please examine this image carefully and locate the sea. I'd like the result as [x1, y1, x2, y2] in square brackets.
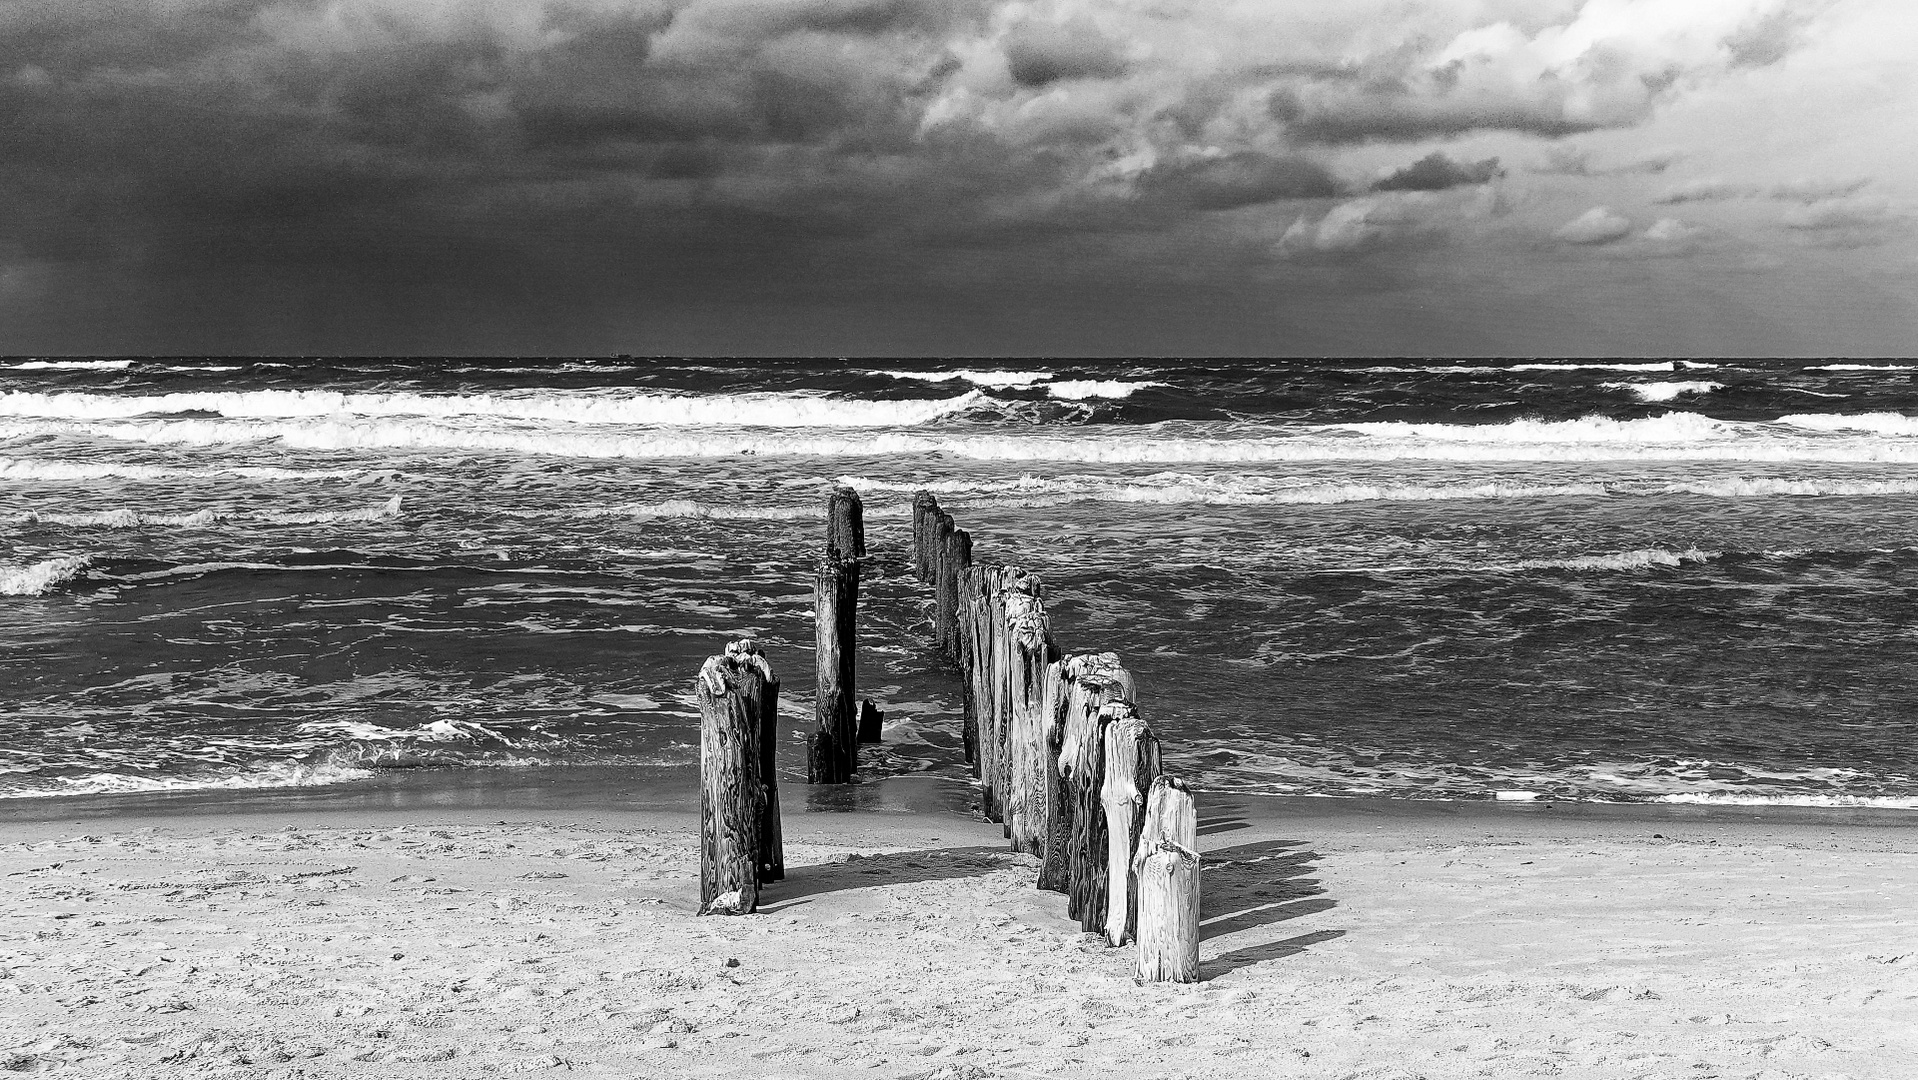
[3, 357, 1917, 811]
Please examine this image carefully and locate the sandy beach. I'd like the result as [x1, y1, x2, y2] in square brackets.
[2, 775, 1913, 1079]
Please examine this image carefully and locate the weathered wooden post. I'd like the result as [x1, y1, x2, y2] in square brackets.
[931, 511, 955, 653]
[978, 564, 1007, 823]
[940, 525, 967, 663]
[952, 535, 978, 766]
[1134, 776, 1199, 982]
[827, 485, 864, 562]
[859, 698, 883, 743]
[1100, 703, 1161, 946]
[912, 492, 938, 582]
[809, 551, 860, 783]
[697, 641, 768, 915]
[1057, 654, 1134, 922]
[1004, 588, 1049, 857]
[743, 642, 784, 882]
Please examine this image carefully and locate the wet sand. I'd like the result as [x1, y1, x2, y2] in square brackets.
[3, 773, 1915, 1078]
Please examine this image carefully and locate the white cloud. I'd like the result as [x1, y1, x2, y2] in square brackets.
[1554, 206, 1634, 244]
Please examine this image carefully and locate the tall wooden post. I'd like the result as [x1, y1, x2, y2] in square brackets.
[809, 552, 860, 783]
[940, 525, 967, 663]
[1100, 703, 1161, 946]
[1135, 776, 1199, 982]
[1005, 589, 1049, 857]
[1037, 658, 1070, 893]
[1057, 654, 1135, 919]
[697, 643, 767, 915]
[738, 641, 784, 883]
[931, 512, 955, 653]
[827, 485, 865, 562]
[953, 539, 978, 767]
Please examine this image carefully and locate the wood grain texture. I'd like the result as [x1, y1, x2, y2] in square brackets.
[1133, 775, 1199, 982]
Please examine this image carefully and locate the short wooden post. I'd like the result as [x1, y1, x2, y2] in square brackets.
[954, 548, 978, 768]
[1100, 703, 1161, 946]
[858, 698, 883, 743]
[912, 492, 938, 582]
[827, 485, 865, 563]
[809, 553, 860, 783]
[697, 644, 767, 915]
[1134, 776, 1199, 982]
[980, 565, 1008, 823]
[1037, 658, 1070, 893]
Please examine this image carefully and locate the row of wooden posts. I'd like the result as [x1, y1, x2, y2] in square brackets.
[694, 486, 1199, 982]
[911, 492, 1200, 983]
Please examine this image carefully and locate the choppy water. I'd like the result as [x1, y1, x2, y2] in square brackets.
[4, 357, 1918, 809]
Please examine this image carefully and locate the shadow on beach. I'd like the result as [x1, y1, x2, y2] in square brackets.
[1195, 800, 1341, 979]
[757, 845, 1007, 911]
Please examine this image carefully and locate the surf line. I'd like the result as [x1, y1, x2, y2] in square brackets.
[912, 492, 1198, 983]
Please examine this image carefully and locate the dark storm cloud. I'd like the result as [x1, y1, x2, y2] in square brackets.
[0, 0, 1853, 353]
[1371, 152, 1502, 193]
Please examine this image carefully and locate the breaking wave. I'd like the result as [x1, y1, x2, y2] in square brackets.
[869, 369, 1053, 388]
[1046, 379, 1166, 400]
[0, 760, 377, 799]
[0, 555, 92, 596]
[1652, 792, 1918, 809]
[0, 388, 987, 427]
[1602, 380, 1722, 402]
[6, 360, 135, 371]
[1509, 547, 1719, 572]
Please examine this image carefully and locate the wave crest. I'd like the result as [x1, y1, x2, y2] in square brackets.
[0, 555, 92, 596]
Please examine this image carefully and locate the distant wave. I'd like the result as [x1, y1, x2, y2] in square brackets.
[6, 360, 134, 371]
[1602, 380, 1722, 402]
[506, 499, 827, 522]
[9, 494, 402, 529]
[0, 458, 369, 482]
[1046, 379, 1166, 400]
[0, 388, 987, 427]
[869, 369, 1053, 389]
[1806, 364, 1918, 372]
[0, 555, 92, 596]
[19, 410, 1918, 464]
[1508, 361, 1688, 372]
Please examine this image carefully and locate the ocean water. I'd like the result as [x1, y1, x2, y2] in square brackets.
[3, 357, 1917, 810]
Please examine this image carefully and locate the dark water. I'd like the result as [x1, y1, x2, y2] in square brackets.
[4, 357, 1917, 808]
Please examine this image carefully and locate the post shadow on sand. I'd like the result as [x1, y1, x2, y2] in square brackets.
[755, 846, 1007, 913]
[1194, 802, 1344, 980]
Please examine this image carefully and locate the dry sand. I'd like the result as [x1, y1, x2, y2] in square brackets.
[2, 783, 1914, 1079]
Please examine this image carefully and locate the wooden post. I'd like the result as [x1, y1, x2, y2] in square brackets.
[1037, 658, 1070, 893]
[859, 698, 883, 743]
[912, 492, 938, 582]
[1004, 589, 1049, 857]
[1134, 776, 1199, 982]
[931, 512, 955, 653]
[1100, 703, 1161, 946]
[697, 643, 767, 915]
[809, 553, 860, 783]
[980, 564, 1008, 824]
[739, 641, 784, 883]
[963, 565, 993, 782]
[827, 485, 865, 563]
[954, 544, 978, 768]
[939, 525, 966, 662]
[1057, 654, 1135, 918]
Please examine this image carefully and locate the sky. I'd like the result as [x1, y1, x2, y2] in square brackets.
[1, 0, 1914, 358]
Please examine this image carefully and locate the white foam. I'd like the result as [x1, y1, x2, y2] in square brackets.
[9, 494, 401, 529]
[1661, 477, 1918, 497]
[509, 499, 823, 522]
[1654, 792, 1918, 809]
[870, 369, 1054, 389]
[7, 360, 134, 371]
[1602, 380, 1722, 402]
[1494, 791, 1541, 801]
[1513, 546, 1718, 571]
[1806, 364, 1918, 372]
[1509, 361, 1680, 372]
[0, 388, 985, 427]
[1779, 412, 1918, 436]
[0, 555, 92, 596]
[0, 760, 375, 799]
[0, 458, 365, 482]
[25, 410, 1918, 465]
[1046, 379, 1166, 400]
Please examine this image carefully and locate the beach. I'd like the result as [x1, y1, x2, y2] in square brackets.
[4, 775, 1913, 1079]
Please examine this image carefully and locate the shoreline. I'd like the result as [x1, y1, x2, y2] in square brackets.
[4, 764, 1916, 835]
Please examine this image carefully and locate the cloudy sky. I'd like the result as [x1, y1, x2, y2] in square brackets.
[1, 0, 1913, 357]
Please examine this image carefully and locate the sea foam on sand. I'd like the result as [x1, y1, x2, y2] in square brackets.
[1, 792, 1913, 1078]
